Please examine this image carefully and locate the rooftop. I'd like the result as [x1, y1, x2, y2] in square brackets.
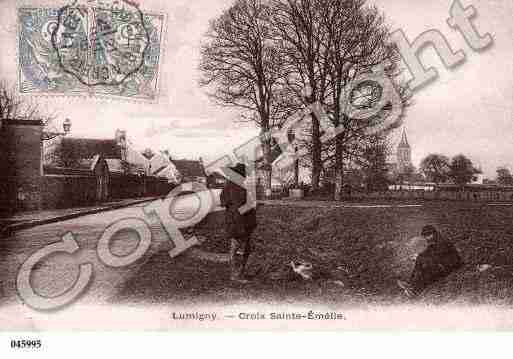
[172, 159, 205, 179]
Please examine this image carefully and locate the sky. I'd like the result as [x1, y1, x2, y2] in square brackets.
[1, 0, 512, 178]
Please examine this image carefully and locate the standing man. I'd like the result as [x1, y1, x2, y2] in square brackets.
[220, 163, 257, 283]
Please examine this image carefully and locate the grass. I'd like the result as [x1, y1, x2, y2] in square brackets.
[112, 201, 513, 307]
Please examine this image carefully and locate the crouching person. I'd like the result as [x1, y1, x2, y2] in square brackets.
[398, 225, 463, 298]
[220, 163, 257, 283]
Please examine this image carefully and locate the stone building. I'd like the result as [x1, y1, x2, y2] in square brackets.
[172, 159, 207, 184]
[0, 120, 171, 214]
[0, 119, 45, 213]
[148, 153, 181, 184]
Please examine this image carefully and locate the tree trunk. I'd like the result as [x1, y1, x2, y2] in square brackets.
[332, 110, 345, 201]
[294, 148, 299, 187]
[311, 113, 322, 192]
[262, 170, 272, 197]
[334, 136, 344, 201]
[260, 133, 273, 198]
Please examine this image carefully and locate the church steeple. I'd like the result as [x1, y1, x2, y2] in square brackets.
[398, 128, 410, 148]
[397, 128, 412, 173]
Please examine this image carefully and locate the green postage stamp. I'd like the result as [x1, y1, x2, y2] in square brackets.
[17, 0, 164, 101]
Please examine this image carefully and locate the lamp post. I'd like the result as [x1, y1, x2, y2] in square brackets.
[62, 118, 72, 134]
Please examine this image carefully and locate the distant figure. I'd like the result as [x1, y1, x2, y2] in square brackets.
[398, 225, 463, 298]
[220, 163, 257, 283]
[343, 183, 352, 200]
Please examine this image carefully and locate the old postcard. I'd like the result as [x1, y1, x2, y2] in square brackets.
[1, 0, 513, 338]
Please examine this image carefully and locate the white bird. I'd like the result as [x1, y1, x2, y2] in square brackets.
[477, 264, 492, 272]
[290, 261, 313, 280]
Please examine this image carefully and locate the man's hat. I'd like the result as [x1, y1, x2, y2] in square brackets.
[421, 225, 437, 237]
[231, 163, 246, 178]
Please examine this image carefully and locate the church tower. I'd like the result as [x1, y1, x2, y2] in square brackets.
[397, 129, 412, 173]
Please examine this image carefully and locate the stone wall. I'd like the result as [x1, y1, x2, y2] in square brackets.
[351, 190, 513, 202]
[110, 174, 173, 200]
[2, 120, 44, 213]
[41, 174, 173, 209]
[42, 175, 97, 209]
[0, 119, 175, 214]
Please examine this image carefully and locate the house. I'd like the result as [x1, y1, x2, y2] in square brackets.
[149, 153, 181, 184]
[172, 159, 207, 184]
[207, 171, 227, 188]
[42, 130, 173, 207]
[1, 120, 171, 213]
[125, 145, 151, 176]
[43, 136, 125, 204]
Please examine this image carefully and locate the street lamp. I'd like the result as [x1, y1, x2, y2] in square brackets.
[62, 118, 72, 134]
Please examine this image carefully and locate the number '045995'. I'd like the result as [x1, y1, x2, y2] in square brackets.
[10, 339, 42, 349]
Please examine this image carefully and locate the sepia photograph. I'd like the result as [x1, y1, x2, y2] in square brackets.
[1, 0, 513, 342]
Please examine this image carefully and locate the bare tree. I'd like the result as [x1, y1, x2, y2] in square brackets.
[199, 0, 285, 195]
[200, 0, 409, 196]
[0, 80, 56, 214]
[271, 0, 333, 192]
[357, 135, 392, 192]
[320, 132, 392, 191]
[0, 82, 20, 124]
[322, 0, 409, 200]
[0, 80, 55, 126]
[270, 0, 408, 196]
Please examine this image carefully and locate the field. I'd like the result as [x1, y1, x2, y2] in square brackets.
[112, 201, 513, 307]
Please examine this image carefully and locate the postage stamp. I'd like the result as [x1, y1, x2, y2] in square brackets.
[17, 0, 164, 101]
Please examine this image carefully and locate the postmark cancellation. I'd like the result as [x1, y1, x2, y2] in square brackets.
[17, 0, 164, 101]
